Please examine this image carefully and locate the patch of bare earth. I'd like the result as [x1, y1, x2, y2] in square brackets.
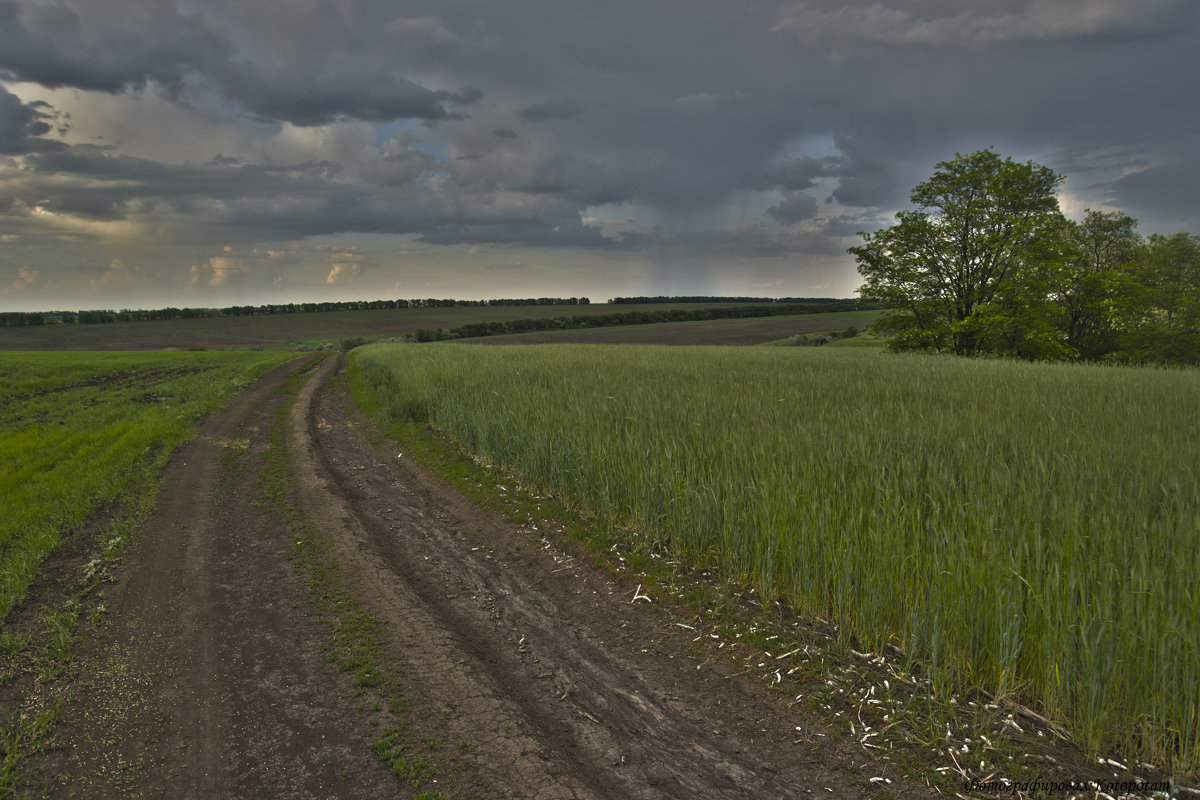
[19, 355, 939, 798]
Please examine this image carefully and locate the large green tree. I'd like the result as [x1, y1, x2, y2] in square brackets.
[851, 149, 1064, 356]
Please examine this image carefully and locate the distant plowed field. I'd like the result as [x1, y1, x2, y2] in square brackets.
[0, 305, 879, 350]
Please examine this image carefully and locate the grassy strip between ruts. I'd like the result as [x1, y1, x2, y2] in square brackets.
[263, 360, 465, 800]
[346, 343, 1198, 797]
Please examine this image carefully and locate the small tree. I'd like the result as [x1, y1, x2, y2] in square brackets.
[850, 149, 1064, 356]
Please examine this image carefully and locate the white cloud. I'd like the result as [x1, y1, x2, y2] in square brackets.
[90, 257, 140, 289]
[189, 254, 246, 287]
[324, 247, 365, 284]
[8, 265, 39, 292]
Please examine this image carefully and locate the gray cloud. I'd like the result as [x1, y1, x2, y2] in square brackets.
[384, 15, 462, 60]
[761, 155, 839, 193]
[767, 192, 819, 226]
[9, 141, 605, 250]
[1108, 160, 1200, 233]
[773, 0, 1196, 47]
[516, 99, 583, 123]
[442, 86, 484, 106]
[0, 0, 231, 95]
[0, 0, 455, 125]
[220, 62, 452, 125]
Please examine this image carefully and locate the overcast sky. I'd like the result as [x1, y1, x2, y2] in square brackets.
[2, 0, 1198, 310]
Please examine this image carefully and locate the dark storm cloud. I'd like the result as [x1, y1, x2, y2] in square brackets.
[0, 0, 455, 125]
[220, 64, 452, 126]
[0, 85, 65, 154]
[0, 0, 230, 95]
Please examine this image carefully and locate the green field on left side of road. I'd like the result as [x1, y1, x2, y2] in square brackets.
[0, 350, 300, 625]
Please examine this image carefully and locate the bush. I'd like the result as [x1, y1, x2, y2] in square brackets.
[777, 333, 833, 347]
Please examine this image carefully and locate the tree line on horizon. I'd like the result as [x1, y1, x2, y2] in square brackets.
[0, 297, 593, 327]
[0, 295, 878, 330]
[852, 149, 1200, 365]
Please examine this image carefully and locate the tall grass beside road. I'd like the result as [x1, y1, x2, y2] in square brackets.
[0, 351, 298, 624]
[352, 342, 1200, 774]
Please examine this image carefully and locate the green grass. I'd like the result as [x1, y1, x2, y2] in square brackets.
[0, 350, 298, 625]
[0, 698, 62, 792]
[350, 342, 1200, 776]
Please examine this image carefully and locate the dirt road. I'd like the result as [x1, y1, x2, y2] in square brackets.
[21, 355, 932, 798]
